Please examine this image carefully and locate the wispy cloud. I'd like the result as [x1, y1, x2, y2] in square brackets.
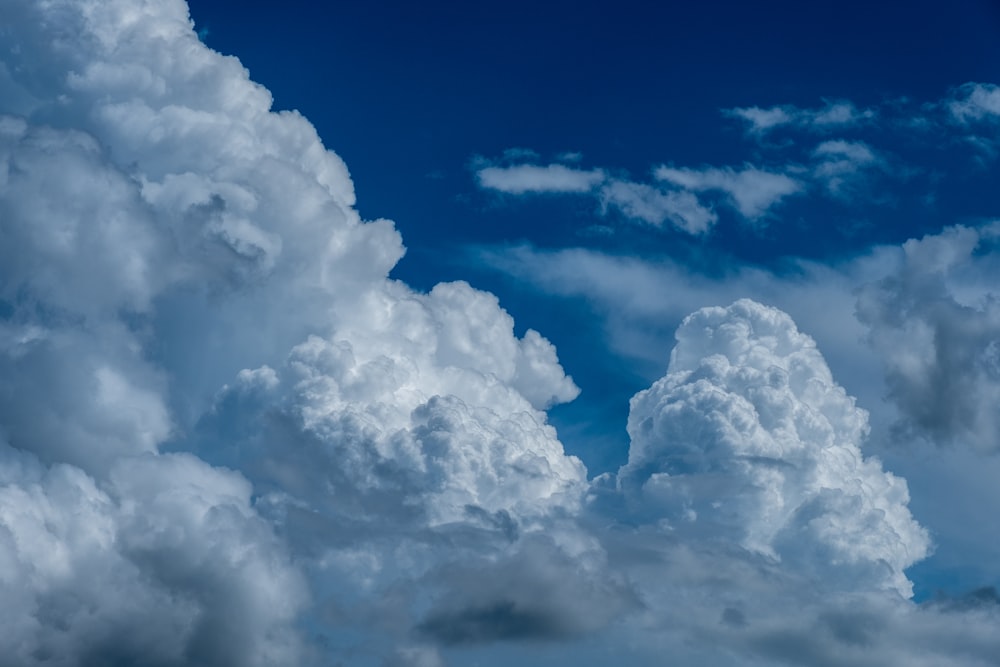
[726, 99, 875, 136]
[811, 139, 885, 196]
[654, 164, 802, 219]
[475, 155, 801, 234]
[947, 82, 1000, 124]
[598, 179, 716, 233]
[476, 163, 606, 194]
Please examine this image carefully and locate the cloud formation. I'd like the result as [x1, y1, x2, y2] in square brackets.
[0, 444, 307, 667]
[598, 179, 717, 233]
[857, 223, 1000, 453]
[2, 0, 997, 665]
[474, 155, 798, 234]
[654, 165, 802, 220]
[948, 83, 1000, 124]
[619, 299, 929, 597]
[476, 163, 605, 194]
[726, 100, 875, 136]
[471, 84, 1000, 239]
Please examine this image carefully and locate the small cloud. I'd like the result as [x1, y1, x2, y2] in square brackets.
[725, 105, 795, 134]
[811, 139, 884, 196]
[726, 100, 875, 137]
[813, 139, 878, 163]
[947, 83, 1000, 123]
[655, 164, 802, 219]
[599, 179, 716, 234]
[812, 101, 866, 126]
[476, 163, 605, 194]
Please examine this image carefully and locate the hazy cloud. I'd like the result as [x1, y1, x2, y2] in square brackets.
[811, 139, 885, 196]
[726, 100, 875, 136]
[654, 165, 802, 219]
[599, 179, 717, 233]
[857, 223, 1000, 453]
[476, 163, 605, 194]
[948, 83, 1000, 124]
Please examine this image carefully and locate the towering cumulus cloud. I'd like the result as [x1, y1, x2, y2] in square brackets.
[620, 300, 929, 597]
[0, 0, 584, 664]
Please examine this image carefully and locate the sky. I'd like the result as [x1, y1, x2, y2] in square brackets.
[1, 0, 999, 665]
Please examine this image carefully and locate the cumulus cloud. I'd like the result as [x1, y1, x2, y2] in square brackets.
[0, 444, 307, 667]
[3, 0, 998, 665]
[857, 223, 1000, 452]
[0, 0, 586, 662]
[205, 280, 586, 531]
[618, 299, 929, 597]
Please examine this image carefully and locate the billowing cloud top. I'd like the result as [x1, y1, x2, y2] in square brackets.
[620, 300, 929, 597]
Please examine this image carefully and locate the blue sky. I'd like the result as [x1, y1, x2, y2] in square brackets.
[2, 1, 1000, 665]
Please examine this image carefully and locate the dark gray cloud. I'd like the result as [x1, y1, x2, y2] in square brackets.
[857, 223, 1000, 452]
[416, 534, 637, 646]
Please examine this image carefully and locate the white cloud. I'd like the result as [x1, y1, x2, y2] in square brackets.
[598, 179, 717, 234]
[726, 105, 794, 133]
[3, 0, 999, 665]
[476, 163, 606, 194]
[207, 279, 585, 530]
[619, 299, 929, 597]
[811, 139, 884, 196]
[948, 83, 1000, 123]
[654, 165, 802, 219]
[726, 100, 875, 136]
[813, 139, 878, 163]
[724, 101, 876, 136]
[0, 0, 586, 662]
[476, 159, 800, 233]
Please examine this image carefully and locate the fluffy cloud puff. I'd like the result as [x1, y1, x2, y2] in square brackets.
[207, 279, 585, 529]
[618, 299, 929, 597]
